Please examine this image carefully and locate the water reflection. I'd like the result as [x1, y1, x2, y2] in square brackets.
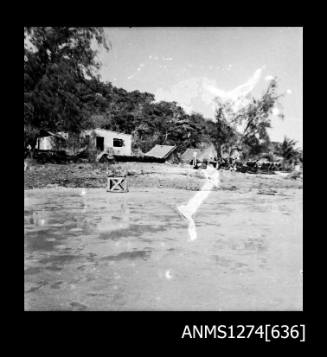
[24, 188, 302, 311]
[96, 199, 130, 233]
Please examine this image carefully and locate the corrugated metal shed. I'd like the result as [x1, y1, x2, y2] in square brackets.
[144, 145, 177, 159]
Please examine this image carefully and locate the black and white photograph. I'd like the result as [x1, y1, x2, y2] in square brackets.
[24, 27, 303, 311]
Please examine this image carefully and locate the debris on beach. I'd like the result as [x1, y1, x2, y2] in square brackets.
[257, 189, 278, 195]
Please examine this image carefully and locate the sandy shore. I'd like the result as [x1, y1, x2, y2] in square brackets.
[24, 162, 302, 191]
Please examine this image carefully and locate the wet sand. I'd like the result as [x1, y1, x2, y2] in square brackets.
[24, 183, 302, 311]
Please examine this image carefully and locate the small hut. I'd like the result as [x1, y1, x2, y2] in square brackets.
[36, 130, 67, 151]
[144, 145, 178, 163]
[181, 144, 217, 164]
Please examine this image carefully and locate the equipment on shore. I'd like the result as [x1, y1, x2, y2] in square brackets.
[106, 166, 128, 192]
[97, 147, 116, 163]
[106, 176, 129, 192]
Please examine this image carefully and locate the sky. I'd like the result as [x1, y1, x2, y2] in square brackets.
[97, 27, 303, 147]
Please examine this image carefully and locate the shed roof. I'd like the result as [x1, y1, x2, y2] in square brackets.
[83, 128, 131, 138]
[144, 145, 177, 159]
[38, 130, 66, 139]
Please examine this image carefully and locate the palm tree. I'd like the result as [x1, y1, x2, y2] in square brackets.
[279, 137, 298, 160]
[276, 137, 300, 170]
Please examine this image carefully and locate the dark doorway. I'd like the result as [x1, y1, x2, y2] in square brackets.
[96, 137, 104, 151]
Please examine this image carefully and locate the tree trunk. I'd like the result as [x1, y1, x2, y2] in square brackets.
[215, 142, 222, 161]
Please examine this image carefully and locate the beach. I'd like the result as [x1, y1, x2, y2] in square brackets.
[24, 163, 302, 310]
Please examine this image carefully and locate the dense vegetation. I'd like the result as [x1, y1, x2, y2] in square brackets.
[24, 27, 301, 164]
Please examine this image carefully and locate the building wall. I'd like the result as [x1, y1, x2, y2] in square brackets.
[36, 136, 56, 150]
[36, 129, 132, 155]
[199, 145, 217, 160]
[165, 151, 179, 164]
[83, 129, 132, 156]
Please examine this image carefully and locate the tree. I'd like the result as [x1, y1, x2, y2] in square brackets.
[211, 78, 284, 159]
[24, 27, 109, 148]
[210, 106, 238, 159]
[233, 79, 284, 158]
[276, 136, 299, 162]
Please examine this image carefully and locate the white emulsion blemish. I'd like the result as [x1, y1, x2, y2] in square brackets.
[177, 166, 220, 241]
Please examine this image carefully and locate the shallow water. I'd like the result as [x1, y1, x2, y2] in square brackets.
[24, 187, 302, 310]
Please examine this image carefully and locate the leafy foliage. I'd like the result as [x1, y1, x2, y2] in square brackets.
[24, 27, 109, 146]
[210, 79, 285, 159]
[233, 79, 284, 157]
[275, 137, 299, 162]
[211, 106, 238, 158]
